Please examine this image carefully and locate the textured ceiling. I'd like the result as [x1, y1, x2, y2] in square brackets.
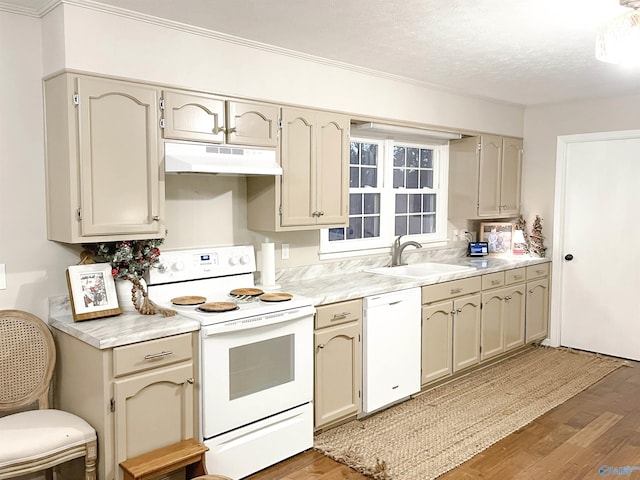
[3, 0, 638, 106]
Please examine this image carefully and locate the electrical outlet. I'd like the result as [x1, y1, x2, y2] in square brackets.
[281, 244, 290, 260]
[0, 264, 5, 290]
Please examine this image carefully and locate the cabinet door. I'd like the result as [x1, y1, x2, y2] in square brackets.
[504, 284, 526, 351]
[280, 107, 315, 227]
[315, 112, 349, 226]
[113, 363, 194, 474]
[499, 137, 523, 216]
[526, 278, 549, 343]
[421, 301, 453, 385]
[77, 76, 162, 237]
[477, 135, 503, 217]
[452, 294, 481, 372]
[226, 100, 279, 147]
[314, 322, 361, 429]
[481, 289, 505, 361]
[162, 90, 225, 143]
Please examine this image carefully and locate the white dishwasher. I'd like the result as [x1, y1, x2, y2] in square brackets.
[361, 287, 422, 415]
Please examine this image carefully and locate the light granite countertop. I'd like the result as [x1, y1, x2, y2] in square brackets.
[48, 295, 200, 350]
[48, 254, 550, 349]
[278, 256, 551, 306]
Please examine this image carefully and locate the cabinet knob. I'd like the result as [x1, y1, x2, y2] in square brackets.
[152, 216, 160, 222]
[212, 125, 226, 135]
[317, 343, 325, 349]
[185, 377, 195, 384]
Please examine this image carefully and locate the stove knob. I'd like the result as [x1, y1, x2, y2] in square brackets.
[173, 261, 185, 272]
[229, 256, 239, 266]
[157, 263, 168, 273]
[239, 255, 250, 265]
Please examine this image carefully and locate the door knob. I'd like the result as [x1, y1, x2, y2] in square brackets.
[564, 254, 574, 261]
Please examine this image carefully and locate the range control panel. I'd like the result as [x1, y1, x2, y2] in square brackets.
[145, 245, 256, 284]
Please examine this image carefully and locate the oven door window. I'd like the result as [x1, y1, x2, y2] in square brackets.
[229, 334, 294, 400]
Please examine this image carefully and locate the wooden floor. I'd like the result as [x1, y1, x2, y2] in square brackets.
[245, 359, 640, 480]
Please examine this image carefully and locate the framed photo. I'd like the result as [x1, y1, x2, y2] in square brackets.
[479, 222, 515, 256]
[66, 264, 122, 321]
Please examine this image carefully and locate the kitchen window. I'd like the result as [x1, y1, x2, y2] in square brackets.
[320, 137, 449, 256]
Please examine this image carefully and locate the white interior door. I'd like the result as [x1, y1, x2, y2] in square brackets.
[557, 133, 640, 361]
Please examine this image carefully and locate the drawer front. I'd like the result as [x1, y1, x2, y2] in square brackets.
[482, 272, 505, 290]
[113, 333, 193, 377]
[505, 268, 526, 285]
[315, 298, 362, 329]
[527, 263, 550, 281]
[422, 276, 482, 304]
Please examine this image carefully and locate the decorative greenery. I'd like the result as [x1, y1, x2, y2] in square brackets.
[82, 239, 163, 280]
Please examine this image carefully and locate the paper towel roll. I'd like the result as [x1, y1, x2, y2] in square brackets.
[261, 242, 276, 287]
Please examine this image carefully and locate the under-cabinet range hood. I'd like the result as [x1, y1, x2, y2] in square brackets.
[164, 142, 282, 176]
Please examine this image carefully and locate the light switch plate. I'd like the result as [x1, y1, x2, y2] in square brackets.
[0, 264, 5, 289]
[281, 244, 289, 260]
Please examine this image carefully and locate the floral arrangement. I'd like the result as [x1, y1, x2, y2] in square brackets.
[82, 239, 163, 280]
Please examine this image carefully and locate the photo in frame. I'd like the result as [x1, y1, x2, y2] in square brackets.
[479, 222, 515, 255]
[66, 264, 122, 321]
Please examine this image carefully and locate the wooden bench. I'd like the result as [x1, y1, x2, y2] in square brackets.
[119, 439, 208, 480]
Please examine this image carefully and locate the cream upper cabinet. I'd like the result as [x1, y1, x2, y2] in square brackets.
[448, 135, 523, 219]
[44, 73, 164, 243]
[246, 107, 349, 231]
[314, 299, 362, 430]
[53, 331, 198, 480]
[161, 90, 279, 147]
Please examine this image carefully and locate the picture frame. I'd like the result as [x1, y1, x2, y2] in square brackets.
[66, 264, 122, 321]
[479, 222, 515, 256]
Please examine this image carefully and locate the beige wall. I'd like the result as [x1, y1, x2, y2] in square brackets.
[521, 94, 640, 247]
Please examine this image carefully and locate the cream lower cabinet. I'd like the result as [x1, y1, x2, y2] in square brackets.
[53, 330, 198, 480]
[247, 107, 349, 231]
[480, 269, 526, 361]
[525, 264, 550, 343]
[161, 90, 279, 147]
[44, 72, 164, 243]
[314, 299, 362, 430]
[421, 276, 482, 385]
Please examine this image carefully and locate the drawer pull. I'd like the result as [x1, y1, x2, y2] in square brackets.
[514, 275, 522, 279]
[451, 288, 462, 294]
[536, 270, 544, 274]
[491, 280, 500, 285]
[332, 312, 351, 320]
[144, 350, 173, 360]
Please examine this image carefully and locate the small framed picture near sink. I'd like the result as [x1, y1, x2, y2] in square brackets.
[479, 222, 515, 255]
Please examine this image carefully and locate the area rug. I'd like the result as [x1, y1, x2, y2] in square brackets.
[314, 346, 626, 480]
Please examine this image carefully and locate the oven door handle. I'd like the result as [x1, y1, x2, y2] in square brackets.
[202, 305, 315, 336]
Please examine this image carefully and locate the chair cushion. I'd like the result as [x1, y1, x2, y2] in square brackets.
[0, 409, 96, 466]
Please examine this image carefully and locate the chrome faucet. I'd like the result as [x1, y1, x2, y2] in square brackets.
[391, 235, 422, 266]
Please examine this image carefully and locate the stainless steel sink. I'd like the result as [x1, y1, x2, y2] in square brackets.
[366, 262, 476, 280]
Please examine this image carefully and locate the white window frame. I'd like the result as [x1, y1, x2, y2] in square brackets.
[320, 137, 449, 258]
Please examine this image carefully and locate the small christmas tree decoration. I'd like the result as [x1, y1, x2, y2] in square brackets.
[529, 215, 547, 258]
[514, 214, 529, 255]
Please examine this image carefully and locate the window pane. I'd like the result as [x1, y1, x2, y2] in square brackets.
[420, 170, 433, 189]
[409, 215, 422, 235]
[393, 146, 406, 167]
[395, 194, 407, 214]
[350, 167, 359, 188]
[407, 148, 419, 167]
[364, 193, 380, 214]
[406, 169, 419, 188]
[347, 217, 362, 239]
[349, 193, 362, 215]
[409, 194, 422, 213]
[420, 149, 433, 168]
[364, 216, 380, 238]
[361, 167, 377, 187]
[422, 214, 436, 233]
[423, 194, 436, 212]
[328, 228, 344, 241]
[393, 168, 404, 188]
[395, 216, 407, 236]
[350, 143, 360, 165]
[361, 143, 377, 165]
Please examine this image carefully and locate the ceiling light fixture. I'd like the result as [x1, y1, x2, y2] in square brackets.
[351, 122, 462, 141]
[596, 0, 640, 65]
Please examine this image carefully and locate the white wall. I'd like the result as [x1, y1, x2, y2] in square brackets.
[522, 94, 640, 245]
[0, 11, 79, 319]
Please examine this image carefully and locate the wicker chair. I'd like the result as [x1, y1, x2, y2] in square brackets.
[0, 309, 97, 480]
